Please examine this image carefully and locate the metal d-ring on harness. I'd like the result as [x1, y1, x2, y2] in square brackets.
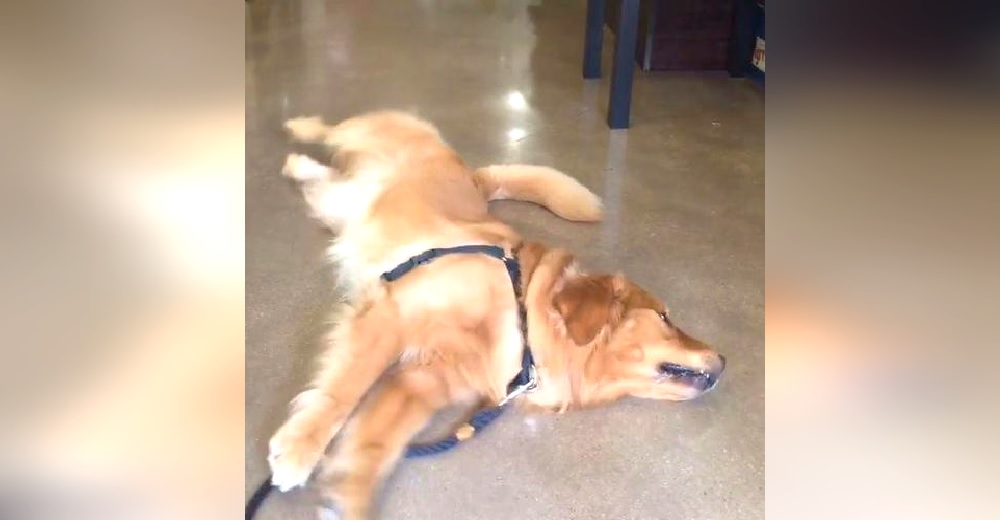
[246, 244, 537, 520]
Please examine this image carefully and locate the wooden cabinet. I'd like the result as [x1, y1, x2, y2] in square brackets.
[605, 0, 735, 71]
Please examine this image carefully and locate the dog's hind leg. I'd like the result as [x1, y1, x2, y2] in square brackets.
[316, 368, 473, 520]
[268, 296, 405, 492]
[284, 116, 334, 144]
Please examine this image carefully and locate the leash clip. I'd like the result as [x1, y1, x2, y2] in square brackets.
[498, 365, 537, 407]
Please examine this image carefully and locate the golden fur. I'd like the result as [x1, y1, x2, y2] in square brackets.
[268, 111, 724, 519]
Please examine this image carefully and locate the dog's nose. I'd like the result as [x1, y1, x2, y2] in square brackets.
[702, 354, 726, 392]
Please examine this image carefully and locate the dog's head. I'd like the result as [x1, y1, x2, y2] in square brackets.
[553, 275, 726, 403]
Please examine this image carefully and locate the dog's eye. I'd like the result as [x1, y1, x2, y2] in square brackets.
[657, 311, 671, 326]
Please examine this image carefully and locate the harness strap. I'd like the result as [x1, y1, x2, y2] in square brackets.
[381, 244, 510, 282]
[500, 251, 537, 400]
[381, 244, 537, 398]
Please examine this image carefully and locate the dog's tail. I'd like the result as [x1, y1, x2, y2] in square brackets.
[473, 165, 603, 222]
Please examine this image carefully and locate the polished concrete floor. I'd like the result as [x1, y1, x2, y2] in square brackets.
[246, 1, 763, 519]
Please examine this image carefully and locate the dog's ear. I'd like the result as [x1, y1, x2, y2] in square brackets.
[617, 275, 666, 315]
[553, 274, 667, 345]
[553, 275, 628, 345]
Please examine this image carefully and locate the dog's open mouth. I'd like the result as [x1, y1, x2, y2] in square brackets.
[656, 362, 719, 391]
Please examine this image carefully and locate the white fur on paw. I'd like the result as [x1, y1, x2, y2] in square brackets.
[267, 428, 326, 492]
[282, 154, 328, 181]
[281, 153, 306, 179]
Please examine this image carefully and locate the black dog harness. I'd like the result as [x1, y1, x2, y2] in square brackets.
[382, 244, 538, 400]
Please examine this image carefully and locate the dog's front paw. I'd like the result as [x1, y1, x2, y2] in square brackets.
[267, 426, 327, 492]
[282, 153, 328, 181]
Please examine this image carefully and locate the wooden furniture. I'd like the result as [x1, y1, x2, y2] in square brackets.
[582, 0, 761, 129]
[605, 0, 734, 71]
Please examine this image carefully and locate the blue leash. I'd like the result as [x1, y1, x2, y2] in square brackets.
[404, 405, 507, 458]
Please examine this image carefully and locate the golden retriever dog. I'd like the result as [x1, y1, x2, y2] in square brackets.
[266, 111, 726, 519]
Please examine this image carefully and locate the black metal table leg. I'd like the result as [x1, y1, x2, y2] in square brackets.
[583, 0, 606, 79]
[728, 0, 756, 77]
[607, 0, 639, 129]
